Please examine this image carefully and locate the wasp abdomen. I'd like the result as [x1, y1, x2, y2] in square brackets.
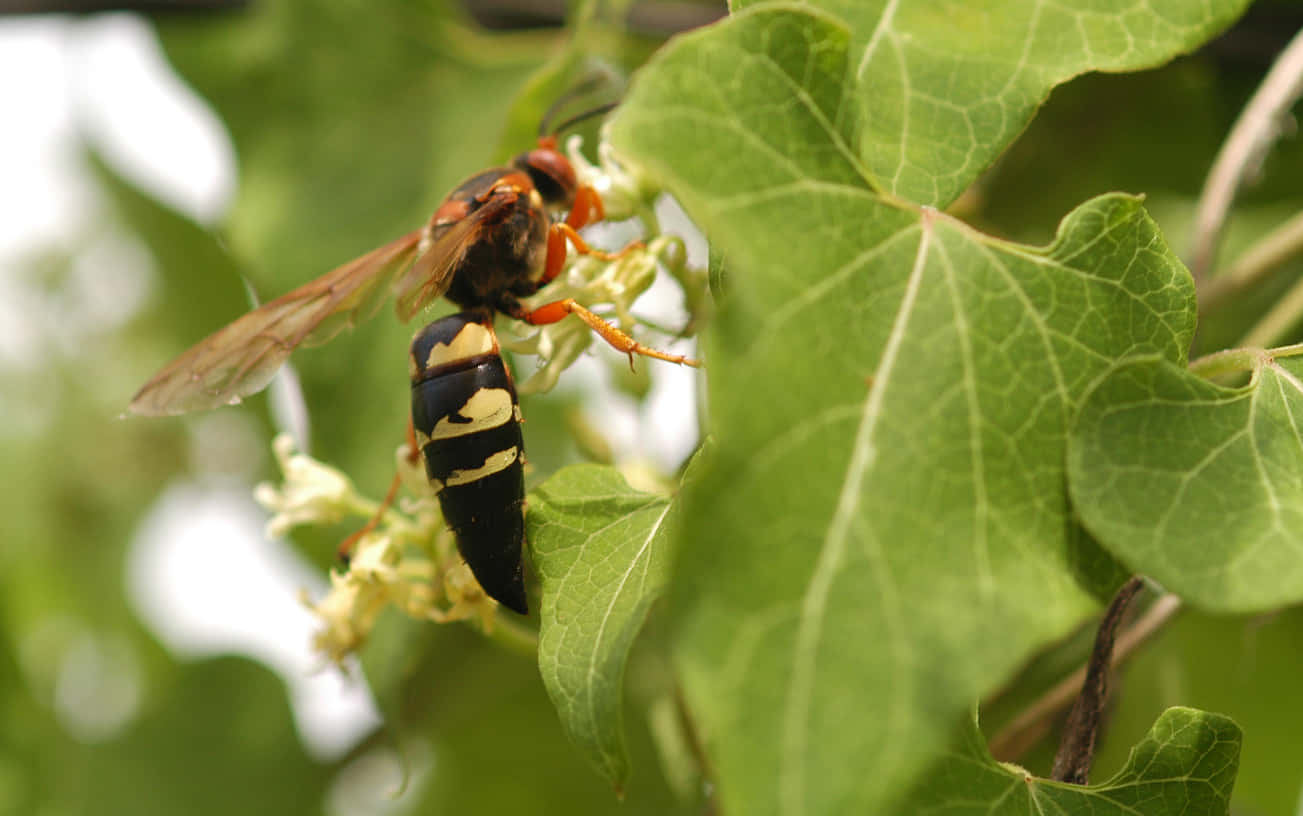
[410, 313, 528, 614]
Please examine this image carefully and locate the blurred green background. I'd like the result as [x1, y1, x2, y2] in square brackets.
[2, 1, 1303, 814]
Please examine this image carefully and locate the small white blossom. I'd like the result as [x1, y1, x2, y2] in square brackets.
[346, 529, 404, 581]
[566, 133, 659, 222]
[305, 523, 500, 663]
[265, 433, 504, 663]
[428, 561, 497, 629]
[305, 569, 372, 663]
[254, 434, 361, 538]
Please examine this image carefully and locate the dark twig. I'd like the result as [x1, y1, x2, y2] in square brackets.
[988, 593, 1182, 761]
[1050, 576, 1146, 784]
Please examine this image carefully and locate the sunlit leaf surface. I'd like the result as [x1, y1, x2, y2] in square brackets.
[609, 5, 1234, 812]
[530, 465, 676, 789]
[909, 707, 1240, 815]
[1070, 351, 1303, 612]
[732, 0, 1251, 206]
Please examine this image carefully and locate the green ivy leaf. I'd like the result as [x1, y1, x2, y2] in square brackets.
[611, 7, 1208, 813]
[730, 0, 1251, 206]
[529, 465, 677, 789]
[906, 707, 1240, 815]
[1069, 352, 1303, 612]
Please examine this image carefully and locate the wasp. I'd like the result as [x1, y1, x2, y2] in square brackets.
[130, 105, 700, 614]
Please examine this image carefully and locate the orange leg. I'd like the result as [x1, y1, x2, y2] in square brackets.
[337, 422, 422, 564]
[522, 298, 702, 369]
[541, 222, 645, 284]
[566, 185, 605, 230]
[554, 223, 644, 260]
[542, 227, 569, 284]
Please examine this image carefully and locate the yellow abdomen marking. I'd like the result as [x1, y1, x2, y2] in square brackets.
[445, 447, 520, 486]
[430, 388, 514, 440]
[422, 322, 497, 369]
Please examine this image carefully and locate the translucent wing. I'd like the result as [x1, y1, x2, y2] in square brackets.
[129, 187, 525, 416]
[394, 191, 520, 320]
[129, 230, 424, 416]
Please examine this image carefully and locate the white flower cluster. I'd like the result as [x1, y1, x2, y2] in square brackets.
[254, 434, 498, 664]
[502, 233, 691, 394]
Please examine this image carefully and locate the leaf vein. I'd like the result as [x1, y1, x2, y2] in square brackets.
[779, 211, 934, 815]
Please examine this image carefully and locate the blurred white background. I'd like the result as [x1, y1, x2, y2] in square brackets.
[0, 13, 382, 758]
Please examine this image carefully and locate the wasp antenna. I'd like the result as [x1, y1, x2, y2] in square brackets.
[538, 73, 619, 137]
[546, 101, 620, 140]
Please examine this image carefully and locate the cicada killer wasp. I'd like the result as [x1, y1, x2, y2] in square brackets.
[130, 103, 700, 614]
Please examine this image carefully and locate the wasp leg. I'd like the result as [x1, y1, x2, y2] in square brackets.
[540, 221, 645, 285]
[566, 185, 605, 230]
[541, 226, 570, 285]
[555, 222, 642, 261]
[517, 298, 702, 369]
[337, 421, 422, 564]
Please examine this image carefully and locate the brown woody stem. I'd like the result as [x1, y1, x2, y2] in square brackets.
[1050, 576, 1146, 784]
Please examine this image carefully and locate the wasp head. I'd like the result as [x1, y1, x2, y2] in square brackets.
[512, 141, 578, 210]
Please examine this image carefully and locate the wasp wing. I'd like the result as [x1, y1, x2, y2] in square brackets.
[130, 188, 522, 416]
[393, 190, 520, 321]
[129, 230, 424, 416]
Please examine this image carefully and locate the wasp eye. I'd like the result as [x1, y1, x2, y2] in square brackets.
[513, 149, 577, 208]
